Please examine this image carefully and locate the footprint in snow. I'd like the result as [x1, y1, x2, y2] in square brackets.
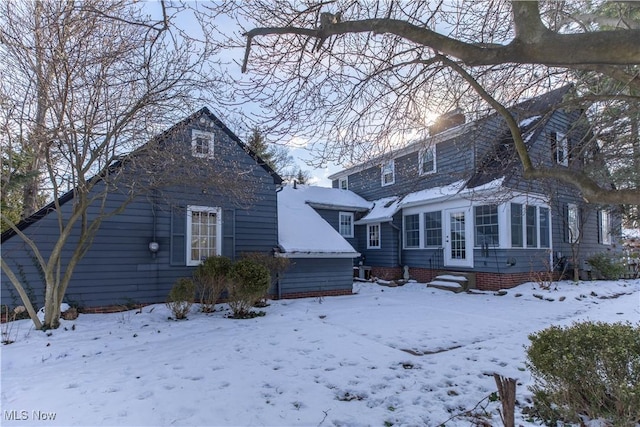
[137, 390, 153, 400]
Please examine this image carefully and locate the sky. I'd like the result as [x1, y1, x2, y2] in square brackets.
[2, 278, 638, 426]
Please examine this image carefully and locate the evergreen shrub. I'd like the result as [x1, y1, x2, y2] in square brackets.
[227, 258, 270, 318]
[526, 321, 640, 426]
[587, 252, 627, 279]
[166, 278, 195, 320]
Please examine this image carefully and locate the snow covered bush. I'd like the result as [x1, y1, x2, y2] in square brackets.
[166, 278, 195, 320]
[193, 256, 232, 312]
[526, 321, 640, 426]
[227, 259, 270, 318]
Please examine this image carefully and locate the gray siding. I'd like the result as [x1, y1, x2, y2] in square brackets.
[313, 208, 360, 250]
[1, 117, 279, 309]
[278, 258, 354, 295]
[356, 219, 400, 267]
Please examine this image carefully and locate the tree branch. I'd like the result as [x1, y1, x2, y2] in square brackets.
[242, 16, 640, 74]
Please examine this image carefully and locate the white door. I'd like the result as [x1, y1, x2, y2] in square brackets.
[444, 208, 473, 268]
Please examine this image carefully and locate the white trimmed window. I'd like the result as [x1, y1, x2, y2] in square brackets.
[551, 131, 568, 166]
[338, 177, 348, 190]
[474, 205, 499, 247]
[381, 160, 395, 186]
[367, 223, 381, 249]
[192, 129, 215, 158]
[599, 210, 612, 245]
[186, 206, 222, 266]
[567, 203, 580, 243]
[339, 212, 354, 238]
[404, 214, 420, 248]
[419, 146, 436, 175]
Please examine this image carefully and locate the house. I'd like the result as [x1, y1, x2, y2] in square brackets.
[2, 108, 352, 311]
[318, 85, 621, 290]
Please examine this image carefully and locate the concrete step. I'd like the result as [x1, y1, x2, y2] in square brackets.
[426, 272, 474, 293]
[426, 280, 466, 293]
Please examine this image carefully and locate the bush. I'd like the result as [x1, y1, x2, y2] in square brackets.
[240, 252, 290, 305]
[227, 258, 270, 318]
[166, 278, 195, 320]
[193, 256, 232, 312]
[526, 321, 640, 426]
[587, 253, 627, 280]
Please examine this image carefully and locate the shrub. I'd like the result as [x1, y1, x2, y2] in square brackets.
[227, 259, 270, 318]
[526, 321, 640, 426]
[240, 252, 290, 305]
[193, 256, 232, 312]
[587, 252, 627, 280]
[166, 278, 195, 320]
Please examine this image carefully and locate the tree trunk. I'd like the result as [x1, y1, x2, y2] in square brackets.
[493, 374, 516, 427]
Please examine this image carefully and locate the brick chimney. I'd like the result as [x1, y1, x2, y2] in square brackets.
[428, 108, 466, 135]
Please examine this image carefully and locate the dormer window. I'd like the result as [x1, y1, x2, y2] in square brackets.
[381, 160, 395, 186]
[550, 131, 568, 166]
[338, 177, 348, 190]
[419, 146, 436, 175]
[192, 129, 214, 159]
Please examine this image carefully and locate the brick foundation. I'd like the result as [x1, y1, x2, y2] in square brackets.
[370, 267, 403, 281]
[474, 272, 537, 291]
[396, 267, 551, 291]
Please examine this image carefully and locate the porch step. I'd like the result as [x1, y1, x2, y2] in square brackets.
[426, 272, 476, 293]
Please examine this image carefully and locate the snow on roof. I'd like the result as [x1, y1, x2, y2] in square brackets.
[277, 185, 360, 258]
[519, 115, 541, 127]
[356, 178, 505, 224]
[292, 185, 371, 211]
[623, 228, 640, 239]
[354, 197, 400, 224]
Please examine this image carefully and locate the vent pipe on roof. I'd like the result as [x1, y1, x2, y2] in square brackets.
[429, 108, 466, 135]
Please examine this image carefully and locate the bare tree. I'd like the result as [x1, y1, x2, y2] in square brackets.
[215, 0, 639, 204]
[0, 0, 232, 329]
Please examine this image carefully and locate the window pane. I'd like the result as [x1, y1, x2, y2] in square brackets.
[568, 204, 579, 243]
[474, 205, 499, 247]
[368, 224, 380, 248]
[526, 205, 537, 248]
[424, 211, 442, 246]
[190, 209, 217, 263]
[339, 213, 353, 237]
[382, 160, 394, 185]
[600, 210, 611, 245]
[511, 203, 523, 247]
[404, 214, 420, 247]
[539, 207, 550, 248]
[420, 148, 435, 174]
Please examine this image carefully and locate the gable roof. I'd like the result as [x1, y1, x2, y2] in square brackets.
[1, 108, 282, 243]
[277, 184, 360, 258]
[466, 85, 573, 189]
[329, 85, 574, 181]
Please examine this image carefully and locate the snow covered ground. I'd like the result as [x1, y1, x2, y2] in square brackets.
[1, 279, 639, 427]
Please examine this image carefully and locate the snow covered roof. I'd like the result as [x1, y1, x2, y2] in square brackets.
[291, 185, 371, 211]
[277, 185, 360, 258]
[356, 178, 505, 224]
